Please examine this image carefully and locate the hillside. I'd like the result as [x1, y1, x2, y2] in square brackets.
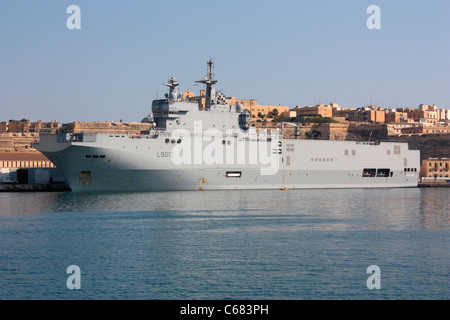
[379, 134, 450, 160]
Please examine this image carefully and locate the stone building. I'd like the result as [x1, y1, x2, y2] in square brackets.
[407, 104, 439, 125]
[294, 104, 333, 118]
[400, 125, 450, 135]
[0, 120, 60, 133]
[420, 158, 450, 178]
[226, 96, 289, 119]
[385, 110, 408, 123]
[347, 106, 386, 123]
[58, 121, 153, 134]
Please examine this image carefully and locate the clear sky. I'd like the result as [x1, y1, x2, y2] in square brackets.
[1, 0, 449, 123]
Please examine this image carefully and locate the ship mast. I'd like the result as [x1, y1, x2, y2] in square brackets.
[163, 77, 179, 101]
[195, 59, 217, 110]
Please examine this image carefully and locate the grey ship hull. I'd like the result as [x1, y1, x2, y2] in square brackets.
[37, 133, 420, 192]
[36, 60, 420, 192]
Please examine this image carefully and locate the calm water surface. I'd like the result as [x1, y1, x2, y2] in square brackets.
[0, 188, 448, 299]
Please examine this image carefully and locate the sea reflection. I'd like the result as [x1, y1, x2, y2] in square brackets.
[419, 189, 450, 229]
[0, 187, 448, 300]
[0, 188, 448, 231]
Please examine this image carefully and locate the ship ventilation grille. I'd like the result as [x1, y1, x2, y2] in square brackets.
[216, 90, 228, 105]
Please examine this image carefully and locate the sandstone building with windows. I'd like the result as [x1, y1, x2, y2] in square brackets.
[420, 158, 450, 178]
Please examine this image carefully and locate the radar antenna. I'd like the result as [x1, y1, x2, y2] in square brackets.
[163, 77, 179, 101]
[195, 59, 218, 109]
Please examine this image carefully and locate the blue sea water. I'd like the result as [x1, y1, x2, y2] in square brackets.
[0, 188, 448, 300]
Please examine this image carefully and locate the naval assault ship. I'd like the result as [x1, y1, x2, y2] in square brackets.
[36, 60, 420, 191]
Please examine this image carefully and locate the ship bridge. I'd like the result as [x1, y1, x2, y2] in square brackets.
[151, 60, 250, 132]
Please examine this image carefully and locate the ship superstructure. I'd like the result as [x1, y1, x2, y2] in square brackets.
[36, 60, 420, 191]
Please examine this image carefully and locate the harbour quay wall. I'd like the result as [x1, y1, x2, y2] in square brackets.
[0, 132, 39, 152]
[0, 182, 70, 192]
[1, 153, 70, 192]
[0, 167, 70, 191]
